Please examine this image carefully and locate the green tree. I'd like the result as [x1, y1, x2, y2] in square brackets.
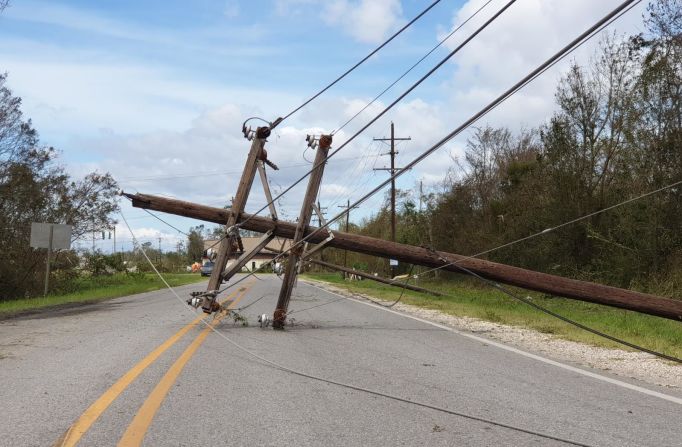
[0, 73, 120, 298]
[187, 225, 205, 263]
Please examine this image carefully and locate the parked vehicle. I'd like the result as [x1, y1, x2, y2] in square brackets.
[200, 261, 214, 277]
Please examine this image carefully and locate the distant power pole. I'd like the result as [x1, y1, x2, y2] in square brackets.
[315, 200, 328, 228]
[316, 200, 328, 261]
[337, 199, 359, 277]
[373, 121, 410, 278]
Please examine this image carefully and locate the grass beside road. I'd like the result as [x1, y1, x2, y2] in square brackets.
[303, 272, 682, 359]
[0, 273, 206, 317]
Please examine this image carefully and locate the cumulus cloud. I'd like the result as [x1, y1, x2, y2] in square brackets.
[441, 0, 647, 129]
[324, 0, 403, 43]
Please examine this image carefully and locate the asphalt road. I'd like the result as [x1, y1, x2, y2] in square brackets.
[0, 275, 680, 446]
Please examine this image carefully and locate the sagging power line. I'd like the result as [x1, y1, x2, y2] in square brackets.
[121, 0, 682, 366]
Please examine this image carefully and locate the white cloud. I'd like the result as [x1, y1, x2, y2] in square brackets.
[0, 44, 298, 140]
[275, 0, 403, 44]
[65, 94, 452, 225]
[441, 0, 647, 130]
[324, 0, 403, 44]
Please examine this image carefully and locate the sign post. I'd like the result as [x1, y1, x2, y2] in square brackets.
[30, 223, 72, 296]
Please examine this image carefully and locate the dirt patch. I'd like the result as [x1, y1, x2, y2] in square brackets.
[307, 279, 682, 390]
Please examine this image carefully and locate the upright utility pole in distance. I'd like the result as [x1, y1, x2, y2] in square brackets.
[373, 122, 410, 278]
[337, 199, 359, 277]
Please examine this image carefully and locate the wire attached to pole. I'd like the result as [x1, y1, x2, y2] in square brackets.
[241, 0, 519, 228]
[333, 0, 495, 135]
[278, 0, 444, 125]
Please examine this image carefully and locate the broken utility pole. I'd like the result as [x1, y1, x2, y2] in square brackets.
[374, 122, 410, 278]
[272, 134, 333, 329]
[124, 191, 682, 322]
[202, 123, 274, 313]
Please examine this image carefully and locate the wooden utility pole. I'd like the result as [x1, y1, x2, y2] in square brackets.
[374, 122, 410, 278]
[315, 200, 328, 262]
[273, 135, 332, 328]
[337, 199, 358, 277]
[202, 126, 269, 313]
[124, 192, 682, 322]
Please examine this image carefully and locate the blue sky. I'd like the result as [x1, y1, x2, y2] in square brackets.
[0, 0, 648, 252]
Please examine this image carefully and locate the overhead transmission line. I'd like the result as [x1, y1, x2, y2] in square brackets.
[415, 179, 682, 278]
[301, 0, 643, 246]
[187, 0, 682, 363]
[278, 0, 444, 124]
[333, 0, 495, 135]
[206, 0, 642, 292]
[239, 0, 519, 229]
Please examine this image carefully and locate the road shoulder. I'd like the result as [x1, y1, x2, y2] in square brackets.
[305, 278, 682, 391]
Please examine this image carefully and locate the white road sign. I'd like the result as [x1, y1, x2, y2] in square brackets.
[30, 223, 72, 250]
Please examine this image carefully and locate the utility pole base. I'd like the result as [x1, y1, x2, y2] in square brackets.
[272, 309, 287, 329]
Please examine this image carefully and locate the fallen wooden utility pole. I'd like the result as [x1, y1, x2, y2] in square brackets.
[273, 134, 332, 328]
[124, 192, 682, 322]
[202, 126, 267, 313]
[308, 258, 443, 297]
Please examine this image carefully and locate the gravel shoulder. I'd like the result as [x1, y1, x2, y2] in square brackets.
[306, 279, 682, 390]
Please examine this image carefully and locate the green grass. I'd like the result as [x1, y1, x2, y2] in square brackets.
[304, 272, 682, 359]
[0, 273, 206, 317]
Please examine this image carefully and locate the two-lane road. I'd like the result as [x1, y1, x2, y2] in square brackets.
[0, 275, 680, 446]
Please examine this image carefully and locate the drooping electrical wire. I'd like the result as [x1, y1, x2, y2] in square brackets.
[240, 0, 519, 229]
[447, 262, 682, 364]
[332, 0, 495, 135]
[193, 0, 682, 363]
[123, 207, 595, 446]
[415, 179, 682, 278]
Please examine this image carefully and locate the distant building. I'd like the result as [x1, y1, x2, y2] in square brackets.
[203, 237, 292, 272]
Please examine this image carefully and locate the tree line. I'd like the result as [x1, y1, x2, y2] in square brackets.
[0, 73, 120, 299]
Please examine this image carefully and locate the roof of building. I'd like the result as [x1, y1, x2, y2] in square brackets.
[203, 236, 292, 256]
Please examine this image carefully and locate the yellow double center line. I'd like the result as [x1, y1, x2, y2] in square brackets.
[56, 282, 254, 447]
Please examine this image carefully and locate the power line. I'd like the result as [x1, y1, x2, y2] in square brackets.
[278, 0, 444, 124]
[202, 0, 676, 362]
[308, 0, 643, 249]
[240, 0, 519, 229]
[143, 209, 189, 236]
[333, 0, 495, 134]
[121, 211, 593, 447]
[138, 0, 642, 291]
[447, 262, 682, 364]
[416, 179, 682, 278]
